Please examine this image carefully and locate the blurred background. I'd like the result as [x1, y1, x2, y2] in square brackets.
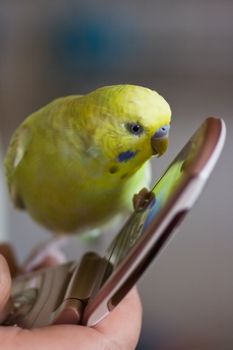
[0, 1, 232, 349]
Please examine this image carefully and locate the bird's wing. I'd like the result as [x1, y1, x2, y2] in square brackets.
[5, 123, 31, 209]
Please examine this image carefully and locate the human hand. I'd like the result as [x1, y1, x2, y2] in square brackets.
[0, 244, 142, 350]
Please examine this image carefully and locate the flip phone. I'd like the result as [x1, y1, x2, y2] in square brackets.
[3, 117, 226, 328]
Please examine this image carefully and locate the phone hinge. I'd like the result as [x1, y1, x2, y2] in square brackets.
[64, 252, 109, 303]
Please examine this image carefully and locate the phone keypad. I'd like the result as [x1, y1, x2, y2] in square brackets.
[3, 288, 38, 326]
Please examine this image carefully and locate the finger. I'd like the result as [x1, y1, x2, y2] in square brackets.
[0, 255, 12, 322]
[95, 286, 143, 350]
[0, 324, 105, 350]
[0, 243, 19, 277]
[0, 287, 142, 350]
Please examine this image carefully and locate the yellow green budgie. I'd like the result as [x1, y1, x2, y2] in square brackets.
[5, 85, 171, 268]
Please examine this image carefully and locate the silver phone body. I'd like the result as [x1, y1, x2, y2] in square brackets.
[3, 117, 226, 328]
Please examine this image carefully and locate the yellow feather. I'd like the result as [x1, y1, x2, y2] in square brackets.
[5, 85, 171, 234]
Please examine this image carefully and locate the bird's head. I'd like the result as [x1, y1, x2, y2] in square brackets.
[78, 85, 171, 177]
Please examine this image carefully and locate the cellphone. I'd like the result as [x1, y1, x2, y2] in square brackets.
[3, 117, 226, 328]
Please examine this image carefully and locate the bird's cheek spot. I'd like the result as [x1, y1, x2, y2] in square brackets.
[118, 150, 137, 163]
[109, 166, 119, 174]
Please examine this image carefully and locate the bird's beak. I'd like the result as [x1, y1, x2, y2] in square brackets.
[151, 125, 170, 156]
[151, 137, 169, 156]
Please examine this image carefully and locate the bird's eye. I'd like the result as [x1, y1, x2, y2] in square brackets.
[126, 122, 144, 136]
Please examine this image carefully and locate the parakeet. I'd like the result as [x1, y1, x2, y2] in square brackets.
[5, 85, 171, 239]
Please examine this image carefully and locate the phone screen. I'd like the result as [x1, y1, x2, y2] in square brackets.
[105, 122, 207, 270]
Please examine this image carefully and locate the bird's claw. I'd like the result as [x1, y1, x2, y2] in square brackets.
[133, 188, 155, 212]
[22, 237, 68, 273]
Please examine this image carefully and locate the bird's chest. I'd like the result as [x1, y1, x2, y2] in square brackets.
[70, 171, 124, 209]
[41, 151, 125, 213]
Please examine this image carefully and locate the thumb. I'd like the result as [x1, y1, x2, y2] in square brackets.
[0, 255, 12, 322]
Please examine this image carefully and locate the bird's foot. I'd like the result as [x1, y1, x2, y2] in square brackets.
[23, 236, 68, 273]
[133, 188, 156, 212]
